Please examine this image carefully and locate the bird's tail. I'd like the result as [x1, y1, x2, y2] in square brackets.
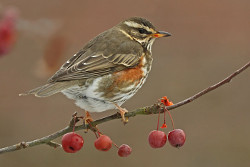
[19, 81, 76, 97]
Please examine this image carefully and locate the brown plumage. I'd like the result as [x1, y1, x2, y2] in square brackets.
[20, 17, 171, 122]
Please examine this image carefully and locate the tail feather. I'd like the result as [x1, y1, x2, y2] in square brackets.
[19, 81, 77, 97]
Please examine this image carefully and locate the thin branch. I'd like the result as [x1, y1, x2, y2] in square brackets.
[0, 61, 249, 155]
[167, 61, 250, 110]
[46, 141, 61, 148]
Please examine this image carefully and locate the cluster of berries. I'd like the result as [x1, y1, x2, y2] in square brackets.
[61, 132, 132, 157]
[148, 96, 186, 148]
[61, 97, 185, 157]
[61, 116, 132, 157]
[148, 129, 185, 148]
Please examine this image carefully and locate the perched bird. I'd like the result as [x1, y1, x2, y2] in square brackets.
[20, 17, 171, 123]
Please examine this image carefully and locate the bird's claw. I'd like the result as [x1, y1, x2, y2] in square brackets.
[114, 104, 129, 124]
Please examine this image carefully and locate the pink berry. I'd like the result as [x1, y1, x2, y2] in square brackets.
[94, 135, 112, 151]
[148, 130, 167, 148]
[0, 8, 18, 57]
[61, 132, 84, 153]
[168, 129, 186, 148]
[118, 144, 132, 157]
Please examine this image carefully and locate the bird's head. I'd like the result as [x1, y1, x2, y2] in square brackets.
[118, 17, 171, 51]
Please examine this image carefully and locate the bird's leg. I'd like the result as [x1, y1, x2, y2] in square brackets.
[83, 111, 94, 133]
[84, 111, 94, 125]
[83, 111, 101, 137]
[114, 103, 129, 124]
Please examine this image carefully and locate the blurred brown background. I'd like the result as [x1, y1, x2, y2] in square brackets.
[0, 0, 249, 167]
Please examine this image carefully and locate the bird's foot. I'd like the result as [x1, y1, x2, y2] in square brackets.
[84, 111, 94, 125]
[84, 111, 95, 132]
[114, 104, 129, 124]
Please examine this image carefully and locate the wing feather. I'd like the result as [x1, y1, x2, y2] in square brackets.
[48, 28, 143, 82]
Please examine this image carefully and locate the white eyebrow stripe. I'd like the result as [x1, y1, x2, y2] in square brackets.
[124, 21, 152, 32]
[119, 29, 133, 40]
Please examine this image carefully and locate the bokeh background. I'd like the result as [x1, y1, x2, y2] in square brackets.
[0, 0, 249, 167]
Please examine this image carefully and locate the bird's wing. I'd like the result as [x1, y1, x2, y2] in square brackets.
[48, 29, 143, 82]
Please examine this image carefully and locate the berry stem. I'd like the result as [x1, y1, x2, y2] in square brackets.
[157, 109, 160, 131]
[165, 107, 175, 129]
[97, 131, 102, 137]
[93, 132, 99, 139]
[72, 116, 76, 132]
[84, 119, 102, 138]
[163, 108, 166, 125]
[113, 142, 119, 149]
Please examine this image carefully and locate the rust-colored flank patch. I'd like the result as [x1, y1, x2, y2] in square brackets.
[114, 56, 144, 85]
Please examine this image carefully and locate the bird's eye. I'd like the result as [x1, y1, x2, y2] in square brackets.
[138, 28, 148, 34]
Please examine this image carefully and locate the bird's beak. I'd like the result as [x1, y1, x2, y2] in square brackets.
[152, 31, 172, 38]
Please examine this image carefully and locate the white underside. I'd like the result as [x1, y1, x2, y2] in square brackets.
[61, 57, 150, 113]
[61, 76, 118, 112]
[62, 75, 147, 112]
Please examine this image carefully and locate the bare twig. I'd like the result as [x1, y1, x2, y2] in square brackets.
[46, 141, 61, 148]
[0, 61, 249, 155]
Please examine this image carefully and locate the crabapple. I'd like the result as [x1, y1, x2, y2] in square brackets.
[148, 130, 167, 148]
[61, 132, 84, 153]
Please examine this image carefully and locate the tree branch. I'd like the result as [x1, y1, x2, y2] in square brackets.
[0, 61, 249, 155]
